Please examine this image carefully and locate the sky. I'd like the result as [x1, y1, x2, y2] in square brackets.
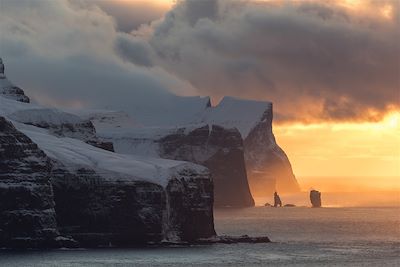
[0, 0, 399, 186]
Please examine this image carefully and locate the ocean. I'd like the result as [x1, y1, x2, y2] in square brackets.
[0, 206, 399, 266]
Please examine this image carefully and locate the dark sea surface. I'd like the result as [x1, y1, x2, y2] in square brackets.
[1, 206, 399, 266]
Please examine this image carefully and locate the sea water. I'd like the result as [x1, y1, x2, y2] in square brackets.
[0, 206, 399, 266]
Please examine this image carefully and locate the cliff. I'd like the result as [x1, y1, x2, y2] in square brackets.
[13, 120, 215, 247]
[90, 96, 299, 201]
[197, 97, 300, 196]
[90, 115, 254, 207]
[0, 116, 60, 248]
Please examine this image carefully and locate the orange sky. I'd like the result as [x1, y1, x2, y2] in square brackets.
[275, 112, 400, 190]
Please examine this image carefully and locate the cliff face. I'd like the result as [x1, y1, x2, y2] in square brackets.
[0, 115, 215, 248]
[243, 106, 300, 196]
[0, 116, 59, 248]
[90, 97, 299, 204]
[159, 125, 254, 207]
[51, 165, 215, 246]
[14, 121, 216, 247]
[96, 122, 255, 208]
[197, 97, 300, 196]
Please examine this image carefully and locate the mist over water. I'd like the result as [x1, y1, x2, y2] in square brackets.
[253, 176, 400, 207]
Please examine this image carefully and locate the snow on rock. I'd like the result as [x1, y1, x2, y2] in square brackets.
[11, 121, 215, 246]
[89, 96, 299, 198]
[7, 106, 114, 152]
[197, 96, 272, 138]
[9, 108, 83, 127]
[0, 58, 30, 103]
[89, 113, 254, 207]
[199, 97, 300, 195]
[15, 122, 208, 188]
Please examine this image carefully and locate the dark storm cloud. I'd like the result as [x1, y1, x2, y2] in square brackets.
[0, 0, 398, 123]
[144, 0, 400, 122]
[0, 0, 196, 111]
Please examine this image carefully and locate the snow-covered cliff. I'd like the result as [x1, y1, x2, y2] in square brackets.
[198, 97, 300, 196]
[0, 59, 216, 247]
[89, 96, 300, 200]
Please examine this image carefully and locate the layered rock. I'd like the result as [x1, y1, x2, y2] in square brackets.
[17, 124, 215, 246]
[0, 116, 59, 248]
[0, 58, 30, 103]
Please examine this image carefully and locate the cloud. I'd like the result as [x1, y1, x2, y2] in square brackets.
[142, 0, 400, 122]
[0, 0, 197, 114]
[76, 0, 172, 32]
[1, 0, 398, 123]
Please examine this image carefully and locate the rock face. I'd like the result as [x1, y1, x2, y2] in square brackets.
[158, 125, 254, 207]
[95, 123, 255, 207]
[0, 114, 216, 248]
[0, 116, 59, 248]
[197, 97, 300, 197]
[17, 123, 216, 247]
[90, 97, 299, 204]
[9, 109, 114, 152]
[310, 190, 322, 208]
[243, 104, 300, 196]
[0, 58, 30, 103]
[51, 166, 215, 246]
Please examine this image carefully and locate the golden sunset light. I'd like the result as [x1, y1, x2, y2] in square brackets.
[276, 112, 400, 186]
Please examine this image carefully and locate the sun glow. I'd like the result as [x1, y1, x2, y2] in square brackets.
[275, 112, 400, 182]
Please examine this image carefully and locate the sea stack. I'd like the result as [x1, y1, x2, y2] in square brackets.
[310, 190, 322, 208]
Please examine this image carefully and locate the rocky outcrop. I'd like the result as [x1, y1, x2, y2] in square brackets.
[0, 58, 30, 103]
[0, 116, 60, 248]
[50, 165, 215, 247]
[310, 190, 322, 208]
[9, 109, 114, 152]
